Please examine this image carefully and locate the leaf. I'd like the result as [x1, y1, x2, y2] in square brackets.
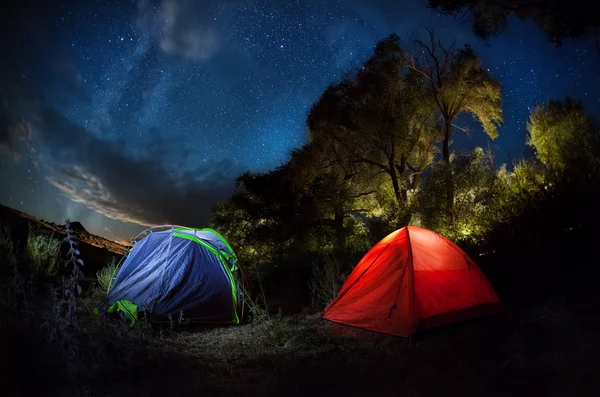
[76, 258, 84, 266]
[77, 285, 82, 295]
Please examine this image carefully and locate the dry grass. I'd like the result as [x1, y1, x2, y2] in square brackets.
[25, 226, 61, 278]
[95, 257, 119, 293]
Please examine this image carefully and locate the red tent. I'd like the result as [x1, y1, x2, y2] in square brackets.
[322, 226, 502, 337]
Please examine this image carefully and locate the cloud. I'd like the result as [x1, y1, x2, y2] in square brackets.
[4, 79, 246, 229]
[0, 108, 32, 161]
[137, 0, 220, 60]
[46, 148, 242, 228]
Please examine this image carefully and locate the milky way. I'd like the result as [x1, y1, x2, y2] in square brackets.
[1, 0, 599, 242]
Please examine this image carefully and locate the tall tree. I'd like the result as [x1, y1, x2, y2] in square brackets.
[409, 29, 503, 218]
[307, 34, 440, 227]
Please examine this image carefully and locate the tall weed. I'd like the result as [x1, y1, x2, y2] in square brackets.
[310, 254, 347, 309]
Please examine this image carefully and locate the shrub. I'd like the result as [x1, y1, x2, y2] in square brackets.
[25, 225, 61, 278]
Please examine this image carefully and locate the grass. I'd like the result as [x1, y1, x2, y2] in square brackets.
[0, 222, 13, 265]
[25, 225, 61, 278]
[1, 222, 599, 397]
[96, 257, 119, 293]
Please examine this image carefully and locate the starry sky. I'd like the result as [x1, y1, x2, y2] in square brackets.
[1, 0, 599, 244]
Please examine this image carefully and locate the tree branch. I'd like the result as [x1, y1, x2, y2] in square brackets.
[352, 190, 376, 199]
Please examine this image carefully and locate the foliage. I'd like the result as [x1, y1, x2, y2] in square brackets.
[416, 148, 547, 244]
[211, 148, 374, 276]
[527, 97, 600, 179]
[410, 30, 503, 163]
[25, 225, 61, 278]
[428, 0, 600, 47]
[307, 33, 441, 225]
[415, 148, 494, 241]
[478, 158, 546, 230]
[409, 29, 502, 219]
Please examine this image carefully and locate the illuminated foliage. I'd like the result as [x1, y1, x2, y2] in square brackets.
[410, 31, 503, 165]
[410, 30, 503, 220]
[526, 98, 600, 178]
[307, 34, 441, 227]
[416, 148, 495, 241]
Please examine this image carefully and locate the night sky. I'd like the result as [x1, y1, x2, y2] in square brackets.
[1, 0, 599, 244]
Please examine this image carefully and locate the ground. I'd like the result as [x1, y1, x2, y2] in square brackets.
[4, 288, 598, 397]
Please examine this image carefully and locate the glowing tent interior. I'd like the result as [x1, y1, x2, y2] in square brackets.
[322, 226, 502, 337]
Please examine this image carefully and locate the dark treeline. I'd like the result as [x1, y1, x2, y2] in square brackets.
[210, 31, 600, 312]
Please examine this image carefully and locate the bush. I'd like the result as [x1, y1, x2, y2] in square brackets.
[25, 225, 61, 278]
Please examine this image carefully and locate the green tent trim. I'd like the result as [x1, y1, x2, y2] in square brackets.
[97, 299, 139, 327]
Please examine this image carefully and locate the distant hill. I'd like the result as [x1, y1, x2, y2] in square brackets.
[0, 204, 127, 276]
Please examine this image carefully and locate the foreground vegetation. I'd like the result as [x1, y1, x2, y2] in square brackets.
[1, 214, 599, 396]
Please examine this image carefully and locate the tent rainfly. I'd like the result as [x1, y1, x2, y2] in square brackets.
[97, 226, 245, 326]
[322, 226, 502, 336]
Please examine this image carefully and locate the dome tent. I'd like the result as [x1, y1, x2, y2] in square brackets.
[322, 226, 502, 337]
[98, 225, 245, 326]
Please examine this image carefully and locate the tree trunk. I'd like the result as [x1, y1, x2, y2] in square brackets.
[443, 120, 451, 165]
[389, 159, 404, 211]
[443, 119, 454, 223]
[411, 173, 421, 191]
[399, 155, 408, 203]
[333, 206, 345, 249]
[388, 150, 413, 228]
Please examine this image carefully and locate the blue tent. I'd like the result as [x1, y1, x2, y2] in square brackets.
[100, 226, 244, 325]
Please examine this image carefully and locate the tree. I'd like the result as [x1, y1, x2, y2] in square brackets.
[210, 140, 375, 273]
[415, 147, 496, 241]
[286, 140, 376, 250]
[526, 97, 600, 179]
[428, 0, 600, 51]
[409, 29, 503, 219]
[307, 34, 441, 227]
